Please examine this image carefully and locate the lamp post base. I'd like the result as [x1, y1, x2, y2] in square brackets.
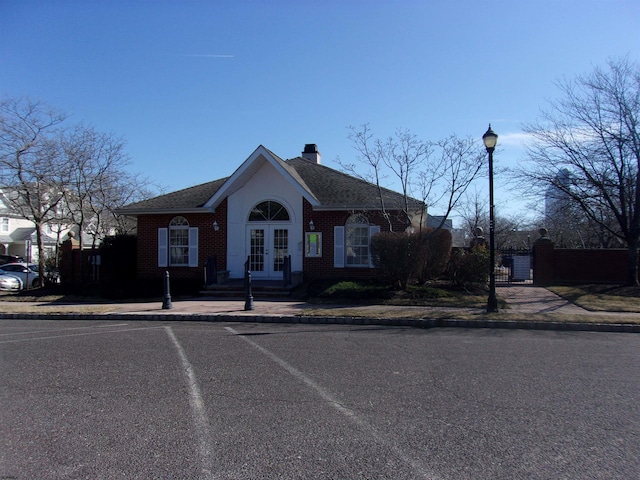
[487, 295, 498, 313]
[487, 273, 498, 313]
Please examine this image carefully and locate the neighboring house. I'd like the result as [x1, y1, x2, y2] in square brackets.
[0, 217, 59, 262]
[0, 196, 59, 262]
[118, 144, 435, 284]
[0, 188, 106, 262]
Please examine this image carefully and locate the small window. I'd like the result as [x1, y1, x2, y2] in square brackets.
[0, 218, 8, 233]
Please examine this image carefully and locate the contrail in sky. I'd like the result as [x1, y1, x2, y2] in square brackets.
[184, 54, 235, 58]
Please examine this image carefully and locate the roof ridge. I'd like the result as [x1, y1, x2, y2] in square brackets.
[285, 157, 421, 202]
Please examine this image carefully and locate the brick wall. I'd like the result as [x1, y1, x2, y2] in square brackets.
[137, 198, 228, 281]
[302, 199, 408, 282]
[533, 238, 637, 285]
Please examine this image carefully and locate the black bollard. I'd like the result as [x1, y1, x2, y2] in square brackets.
[162, 270, 173, 310]
[244, 264, 254, 311]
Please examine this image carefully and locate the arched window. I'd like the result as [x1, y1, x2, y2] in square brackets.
[169, 216, 190, 265]
[158, 217, 198, 268]
[345, 213, 371, 266]
[248, 201, 290, 222]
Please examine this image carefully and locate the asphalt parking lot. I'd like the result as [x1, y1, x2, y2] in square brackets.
[1, 319, 639, 479]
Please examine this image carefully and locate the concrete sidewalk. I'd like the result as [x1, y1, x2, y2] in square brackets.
[495, 285, 589, 314]
[107, 285, 597, 316]
[0, 285, 637, 332]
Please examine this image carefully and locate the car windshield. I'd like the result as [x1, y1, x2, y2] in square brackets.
[28, 265, 39, 273]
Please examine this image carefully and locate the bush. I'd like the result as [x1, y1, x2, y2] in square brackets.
[419, 228, 453, 281]
[371, 232, 425, 289]
[371, 228, 453, 288]
[446, 246, 489, 288]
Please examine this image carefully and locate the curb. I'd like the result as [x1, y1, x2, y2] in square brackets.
[1, 312, 638, 333]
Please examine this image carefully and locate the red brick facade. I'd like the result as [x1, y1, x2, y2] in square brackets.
[136, 199, 228, 281]
[301, 198, 408, 281]
[135, 196, 408, 283]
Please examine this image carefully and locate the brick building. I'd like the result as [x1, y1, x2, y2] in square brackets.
[117, 144, 430, 284]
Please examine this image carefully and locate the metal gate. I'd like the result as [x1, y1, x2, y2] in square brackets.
[495, 247, 532, 283]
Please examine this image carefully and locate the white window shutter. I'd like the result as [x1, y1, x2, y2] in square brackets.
[188, 227, 198, 267]
[158, 228, 168, 267]
[334, 226, 345, 268]
[369, 225, 380, 268]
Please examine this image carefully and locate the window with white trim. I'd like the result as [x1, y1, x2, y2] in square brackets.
[248, 200, 290, 221]
[0, 218, 8, 233]
[158, 217, 199, 267]
[346, 214, 370, 266]
[169, 216, 189, 265]
[333, 214, 380, 268]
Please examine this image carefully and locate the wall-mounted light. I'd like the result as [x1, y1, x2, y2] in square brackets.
[309, 220, 315, 231]
[213, 221, 220, 231]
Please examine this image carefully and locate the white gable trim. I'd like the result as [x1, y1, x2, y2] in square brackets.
[203, 146, 319, 210]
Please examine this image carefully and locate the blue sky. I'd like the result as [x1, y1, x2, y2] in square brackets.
[2, 0, 639, 224]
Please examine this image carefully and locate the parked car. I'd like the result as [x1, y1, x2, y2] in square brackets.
[0, 263, 41, 288]
[0, 273, 22, 292]
[27, 264, 60, 284]
[0, 254, 25, 266]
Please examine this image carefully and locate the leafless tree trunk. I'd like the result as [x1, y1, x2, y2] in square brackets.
[518, 58, 640, 285]
[2, 96, 154, 285]
[59, 124, 151, 281]
[0, 97, 67, 281]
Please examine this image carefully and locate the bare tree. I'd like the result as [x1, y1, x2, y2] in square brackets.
[1, 96, 154, 284]
[519, 58, 640, 285]
[59, 124, 156, 280]
[457, 191, 530, 249]
[419, 135, 485, 231]
[60, 125, 133, 250]
[339, 124, 484, 233]
[0, 97, 68, 279]
[338, 125, 430, 230]
[457, 190, 489, 243]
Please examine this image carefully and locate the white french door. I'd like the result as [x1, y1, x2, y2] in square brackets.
[247, 225, 289, 279]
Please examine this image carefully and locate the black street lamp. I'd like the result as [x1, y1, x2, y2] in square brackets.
[483, 125, 499, 313]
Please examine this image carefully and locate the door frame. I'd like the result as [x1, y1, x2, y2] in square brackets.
[246, 224, 290, 279]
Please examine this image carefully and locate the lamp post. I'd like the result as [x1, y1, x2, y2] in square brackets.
[483, 125, 499, 313]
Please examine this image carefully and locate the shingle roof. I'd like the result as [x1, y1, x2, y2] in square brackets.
[119, 177, 228, 213]
[285, 157, 422, 210]
[118, 153, 423, 214]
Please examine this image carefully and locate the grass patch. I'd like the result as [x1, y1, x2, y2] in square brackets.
[301, 279, 497, 309]
[548, 284, 640, 313]
[300, 305, 640, 324]
[383, 282, 508, 309]
[305, 280, 394, 303]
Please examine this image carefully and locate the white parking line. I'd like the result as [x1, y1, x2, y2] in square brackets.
[164, 326, 216, 480]
[0, 323, 130, 337]
[0, 325, 163, 344]
[225, 326, 439, 480]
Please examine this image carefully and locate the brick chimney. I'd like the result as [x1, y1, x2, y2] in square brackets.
[301, 144, 321, 164]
